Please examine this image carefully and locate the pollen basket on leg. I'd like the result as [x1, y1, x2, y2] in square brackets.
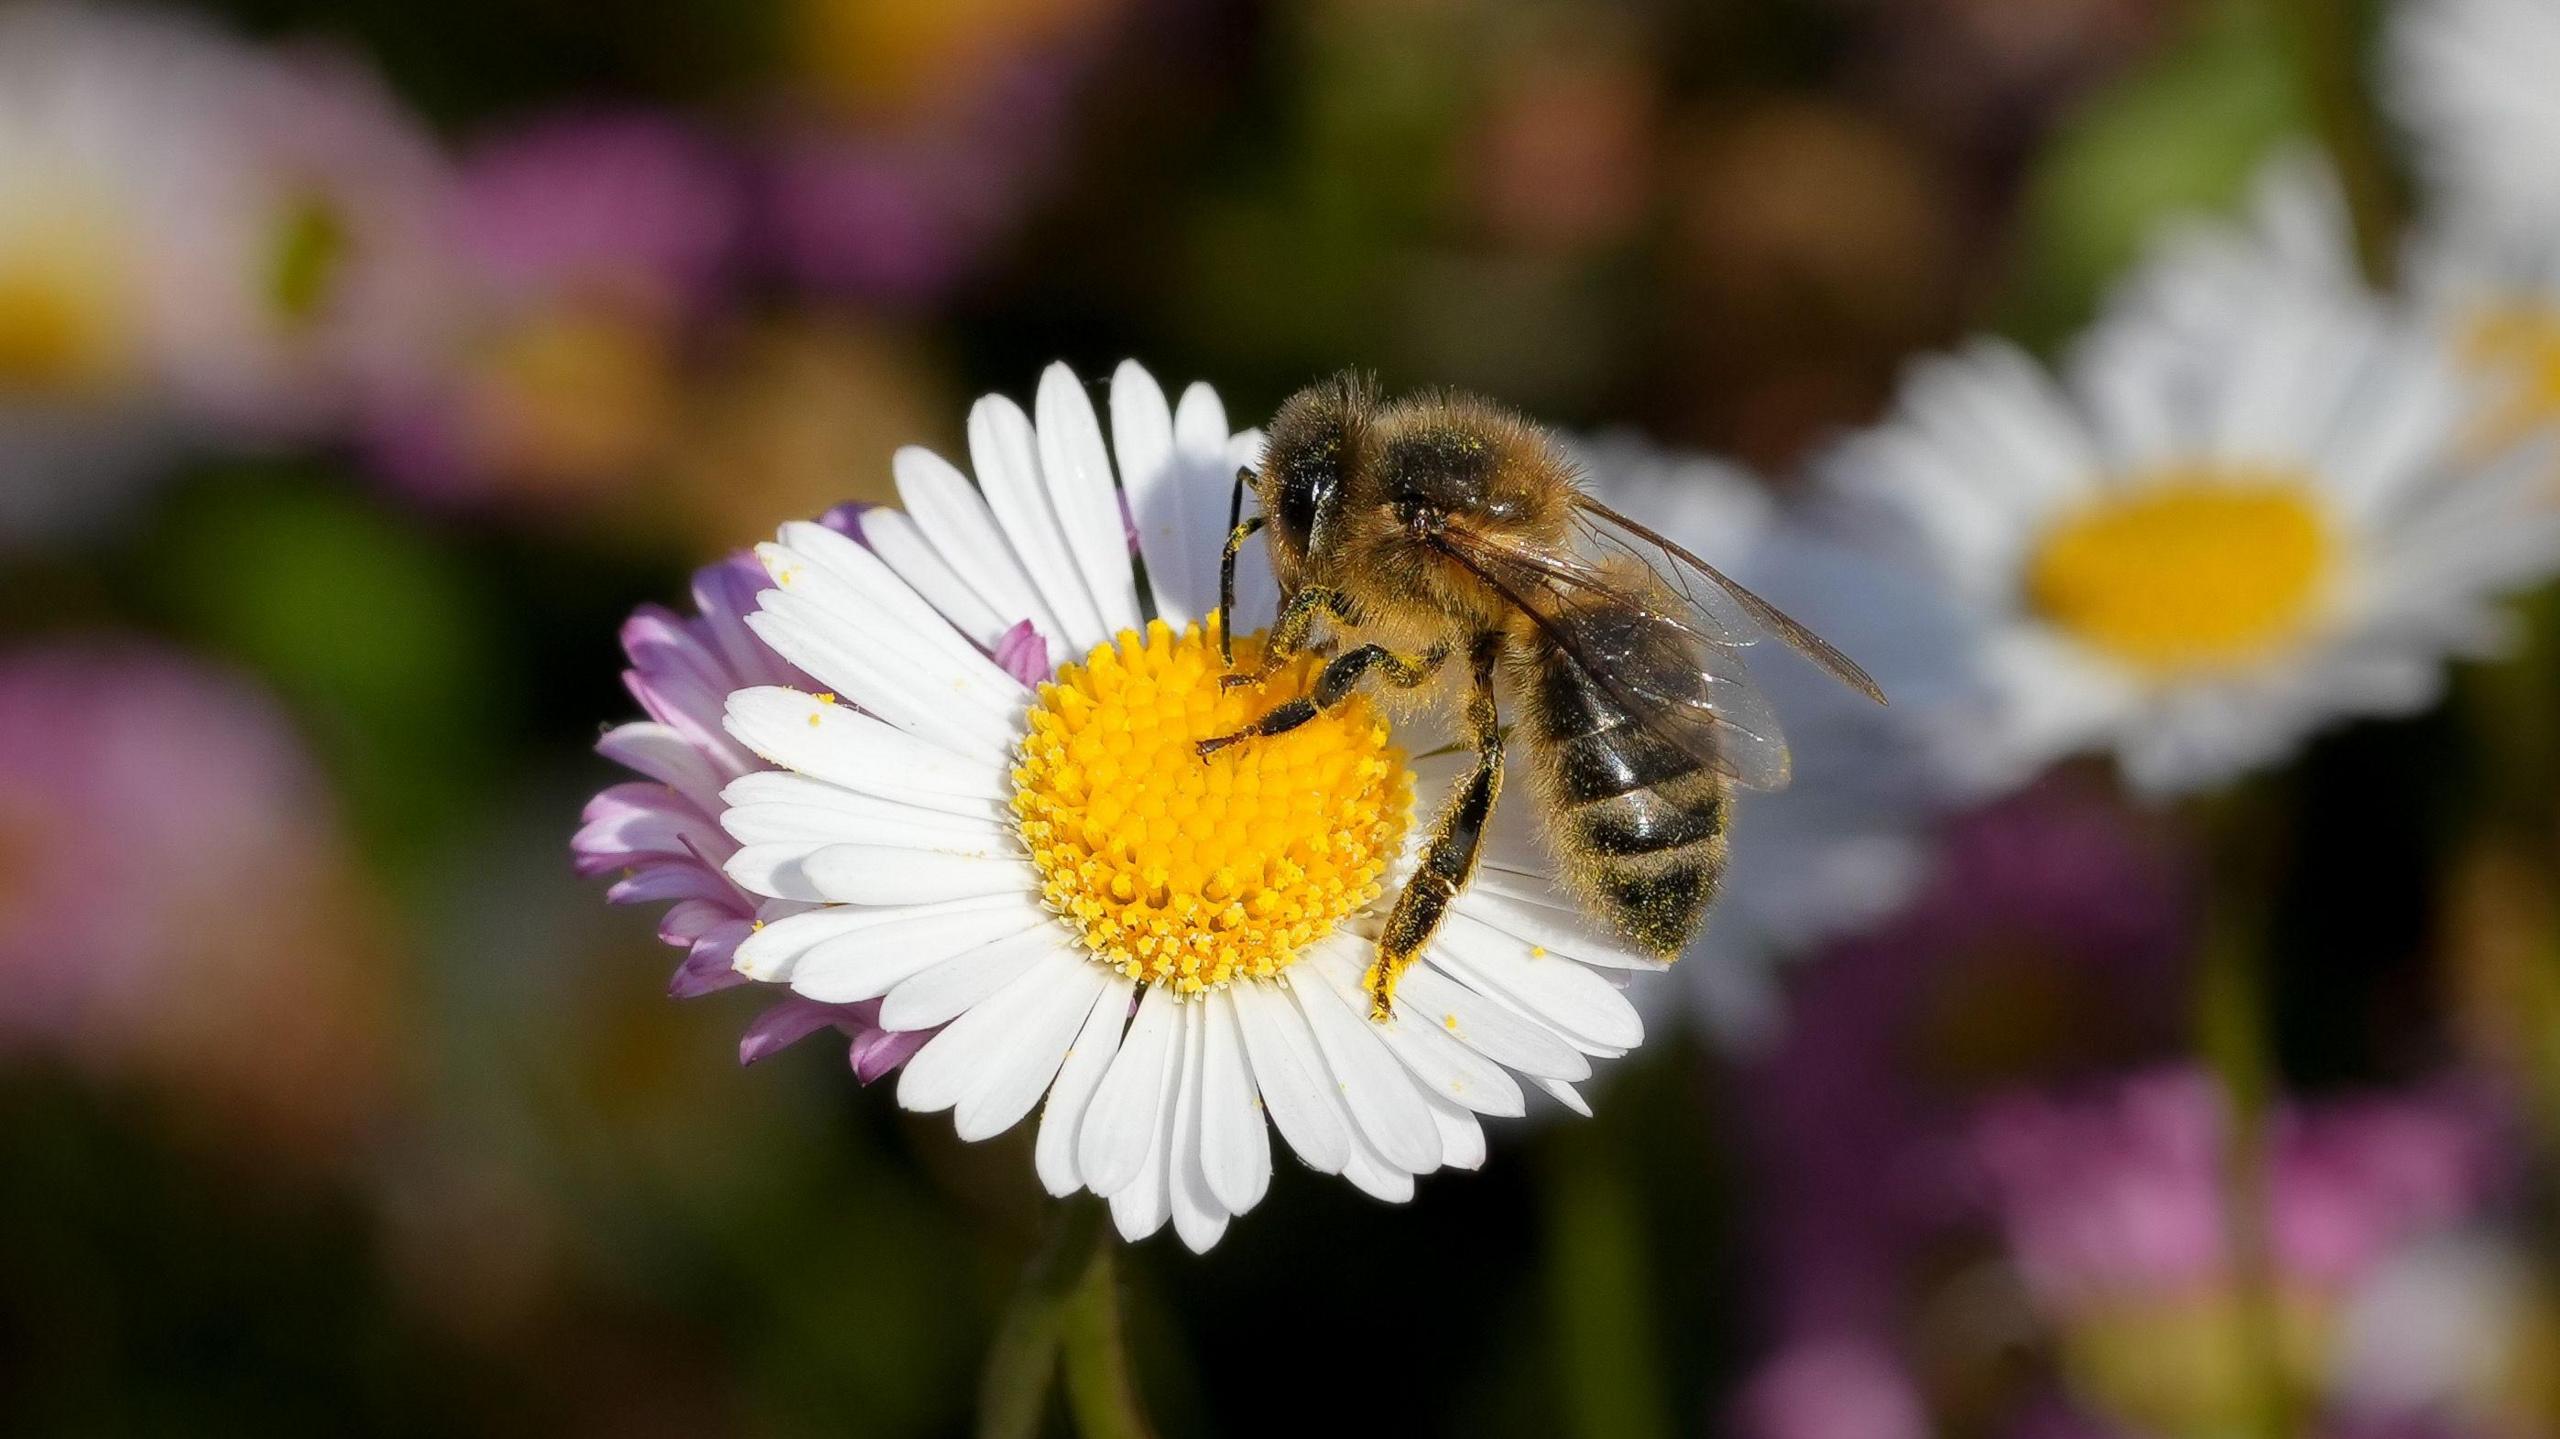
[1011, 620, 1414, 993]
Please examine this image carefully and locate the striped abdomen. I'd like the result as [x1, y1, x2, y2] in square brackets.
[1522, 623, 1730, 958]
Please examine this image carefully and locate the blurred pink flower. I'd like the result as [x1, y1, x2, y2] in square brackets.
[574, 507, 1063, 1081]
[370, 109, 746, 505]
[1746, 775, 2197, 1338]
[0, 643, 397, 1157]
[449, 110, 744, 317]
[1971, 1069, 2505, 1313]
[757, 59, 1081, 306]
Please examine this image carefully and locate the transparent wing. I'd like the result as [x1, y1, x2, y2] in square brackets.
[1432, 520, 1795, 792]
[1571, 494, 1887, 705]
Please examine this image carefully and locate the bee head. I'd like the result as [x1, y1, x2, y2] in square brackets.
[1255, 371, 1378, 585]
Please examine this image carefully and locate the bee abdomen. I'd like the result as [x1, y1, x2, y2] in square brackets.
[1530, 659, 1730, 958]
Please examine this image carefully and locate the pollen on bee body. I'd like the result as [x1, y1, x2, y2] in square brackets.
[1010, 619, 1415, 993]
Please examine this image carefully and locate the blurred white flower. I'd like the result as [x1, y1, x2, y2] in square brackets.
[1814, 241, 2560, 796]
[1574, 436, 1996, 1042]
[0, 2, 450, 539]
[2131, 145, 2560, 462]
[2386, 0, 2560, 234]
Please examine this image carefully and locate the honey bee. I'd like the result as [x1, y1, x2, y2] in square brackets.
[1200, 373, 1885, 1020]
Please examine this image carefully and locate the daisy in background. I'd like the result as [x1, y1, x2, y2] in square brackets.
[0, 1, 450, 538]
[2386, 0, 2560, 237]
[0, 2, 218, 538]
[684, 361, 1664, 1251]
[1573, 435, 1997, 1043]
[1812, 219, 2560, 797]
[2135, 145, 2560, 466]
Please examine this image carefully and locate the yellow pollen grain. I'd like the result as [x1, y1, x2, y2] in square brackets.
[2026, 473, 2335, 675]
[1011, 619, 1414, 994]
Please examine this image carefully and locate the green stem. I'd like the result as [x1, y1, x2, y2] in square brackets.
[1544, 1126, 1673, 1439]
[2268, 0, 2403, 287]
[978, 1198, 1154, 1439]
[2193, 793, 2300, 1439]
[1058, 1215, 1156, 1439]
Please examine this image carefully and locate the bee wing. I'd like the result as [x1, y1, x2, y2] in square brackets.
[1571, 495, 1888, 705]
[1431, 520, 1796, 792]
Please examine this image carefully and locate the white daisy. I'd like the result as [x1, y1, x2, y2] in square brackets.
[1573, 435, 1997, 1043]
[1813, 244, 2560, 797]
[715, 362, 1667, 1250]
[2386, 0, 2560, 235]
[2130, 144, 2560, 467]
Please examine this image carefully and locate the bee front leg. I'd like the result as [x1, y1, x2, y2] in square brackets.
[1219, 583, 1353, 689]
[1195, 637, 1446, 758]
[1366, 634, 1503, 1020]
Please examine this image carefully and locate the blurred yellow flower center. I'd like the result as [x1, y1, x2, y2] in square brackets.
[1011, 619, 1413, 993]
[2462, 303, 2560, 454]
[267, 194, 352, 328]
[2027, 475, 2334, 675]
[0, 212, 137, 393]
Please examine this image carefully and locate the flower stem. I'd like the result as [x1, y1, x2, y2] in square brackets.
[2267, 0, 2403, 287]
[978, 1197, 1155, 1439]
[1058, 1213, 1156, 1439]
[2194, 793, 2301, 1439]
[1544, 1124, 1673, 1439]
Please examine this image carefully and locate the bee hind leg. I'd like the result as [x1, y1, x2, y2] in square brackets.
[1365, 634, 1503, 1020]
[1195, 636, 1446, 757]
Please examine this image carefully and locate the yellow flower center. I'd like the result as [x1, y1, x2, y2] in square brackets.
[2026, 474, 2335, 675]
[0, 208, 138, 393]
[2462, 302, 2560, 456]
[1011, 619, 1413, 993]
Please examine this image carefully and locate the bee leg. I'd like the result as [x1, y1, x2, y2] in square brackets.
[1219, 583, 1352, 690]
[1215, 474, 1265, 668]
[1366, 635, 1503, 1020]
[1195, 638, 1445, 757]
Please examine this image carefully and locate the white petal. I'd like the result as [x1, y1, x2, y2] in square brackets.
[1339, 1128, 1419, 1203]
[732, 900, 1004, 983]
[1167, 1002, 1231, 1253]
[1078, 984, 1181, 1198]
[858, 506, 1013, 651]
[893, 444, 1064, 642]
[795, 844, 1035, 905]
[1196, 990, 1272, 1215]
[879, 927, 1066, 1030]
[1227, 977, 1351, 1175]
[1451, 889, 1668, 971]
[746, 594, 1020, 754]
[897, 946, 1086, 1119]
[1036, 363, 1144, 636]
[1433, 911, 1645, 1054]
[1288, 966, 1442, 1174]
[953, 953, 1111, 1141]
[723, 686, 1007, 815]
[769, 521, 1021, 696]
[1113, 361, 1201, 626]
[1037, 977, 1136, 1196]
[1306, 948, 1524, 1117]
[1424, 1091, 1488, 1171]
[780, 899, 1051, 1002]
[972, 394, 1109, 653]
[1108, 997, 1188, 1243]
[1394, 964, 1591, 1082]
[720, 782, 1006, 850]
[1176, 382, 1273, 626]
[1532, 1075, 1592, 1117]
